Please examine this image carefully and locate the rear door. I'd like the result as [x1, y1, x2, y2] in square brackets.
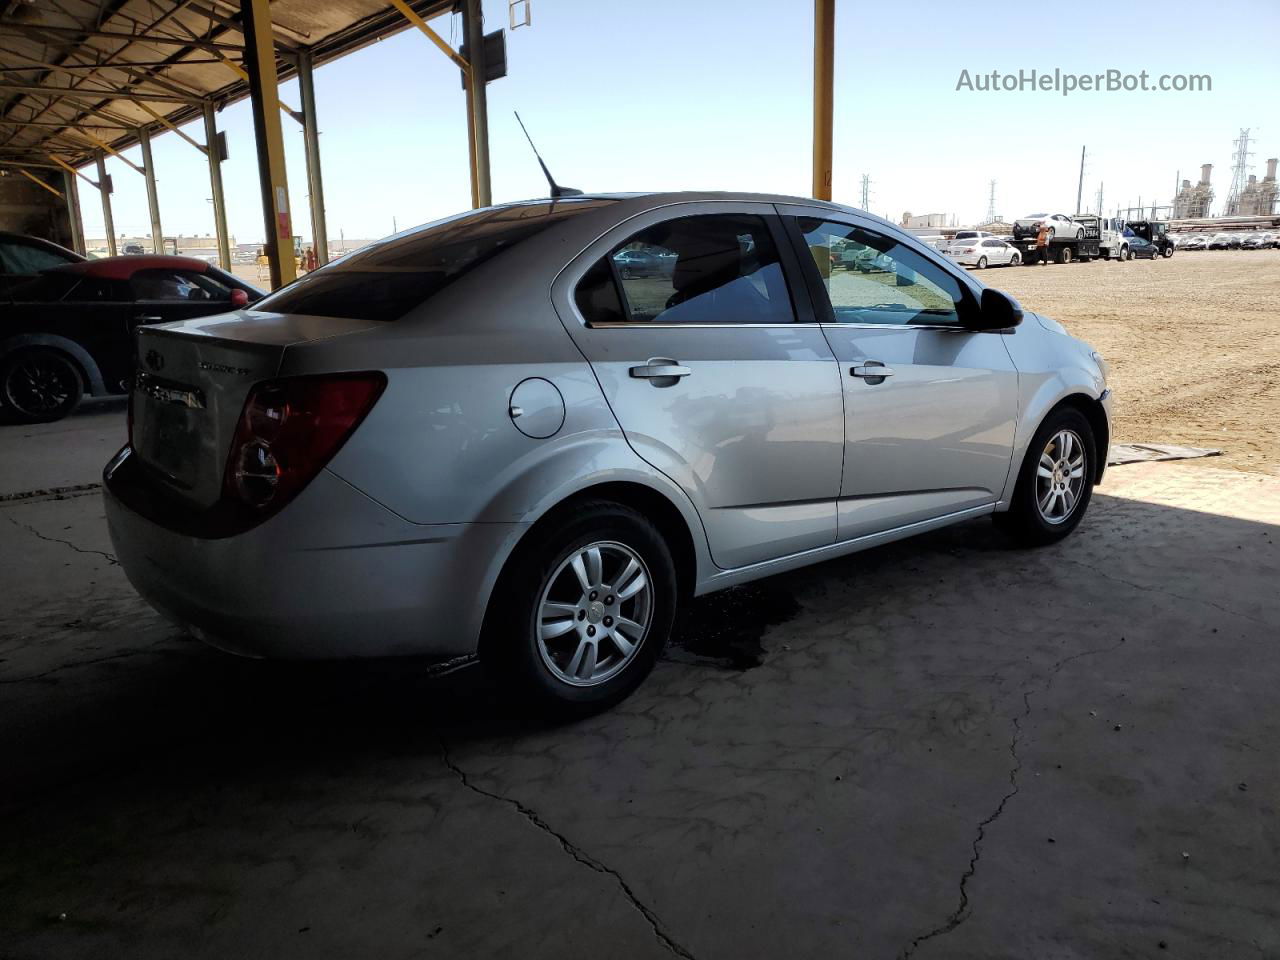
[781, 208, 1019, 541]
[552, 203, 844, 569]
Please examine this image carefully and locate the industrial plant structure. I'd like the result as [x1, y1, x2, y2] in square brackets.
[1174, 164, 1215, 218]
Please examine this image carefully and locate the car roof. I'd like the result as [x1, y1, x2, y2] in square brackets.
[46, 254, 213, 280]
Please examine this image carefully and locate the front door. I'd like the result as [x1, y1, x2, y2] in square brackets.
[784, 211, 1020, 541]
[554, 205, 844, 569]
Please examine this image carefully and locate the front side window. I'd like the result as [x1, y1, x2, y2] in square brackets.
[797, 218, 968, 327]
[131, 269, 202, 301]
[576, 214, 794, 326]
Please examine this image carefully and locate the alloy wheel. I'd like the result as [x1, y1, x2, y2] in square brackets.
[1036, 429, 1087, 524]
[4, 356, 76, 418]
[536, 541, 653, 686]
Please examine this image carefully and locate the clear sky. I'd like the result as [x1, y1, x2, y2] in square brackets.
[76, 0, 1280, 245]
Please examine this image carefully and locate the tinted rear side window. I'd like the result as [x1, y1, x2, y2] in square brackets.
[255, 199, 616, 322]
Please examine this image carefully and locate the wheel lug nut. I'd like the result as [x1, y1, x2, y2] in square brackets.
[577, 609, 586, 621]
[589, 591, 598, 601]
[586, 625, 596, 637]
[604, 616, 613, 627]
[604, 595, 614, 605]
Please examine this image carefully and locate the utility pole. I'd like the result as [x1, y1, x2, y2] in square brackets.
[811, 0, 834, 200]
[1095, 182, 1103, 218]
[1076, 145, 1086, 215]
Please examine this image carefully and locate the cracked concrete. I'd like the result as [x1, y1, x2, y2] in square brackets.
[1, 438, 1278, 959]
[440, 741, 697, 960]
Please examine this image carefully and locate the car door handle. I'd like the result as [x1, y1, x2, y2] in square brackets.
[134, 315, 164, 322]
[630, 360, 691, 379]
[851, 362, 894, 379]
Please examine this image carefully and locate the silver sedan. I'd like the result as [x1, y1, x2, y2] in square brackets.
[105, 192, 1112, 712]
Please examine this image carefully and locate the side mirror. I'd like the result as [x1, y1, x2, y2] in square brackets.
[229, 288, 249, 308]
[970, 287, 1024, 331]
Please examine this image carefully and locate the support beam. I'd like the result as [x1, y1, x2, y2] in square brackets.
[138, 127, 164, 254]
[16, 167, 63, 198]
[811, 0, 834, 201]
[0, 82, 203, 104]
[136, 101, 208, 154]
[95, 150, 118, 258]
[461, 0, 491, 208]
[0, 23, 245, 52]
[241, 0, 297, 288]
[47, 155, 100, 191]
[296, 51, 329, 266]
[62, 168, 86, 255]
[75, 126, 146, 175]
[203, 103, 231, 270]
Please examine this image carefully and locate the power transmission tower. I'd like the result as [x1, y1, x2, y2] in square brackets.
[1076, 146, 1086, 214]
[1224, 128, 1253, 215]
[860, 174, 870, 210]
[1095, 182, 1104, 217]
[985, 180, 997, 224]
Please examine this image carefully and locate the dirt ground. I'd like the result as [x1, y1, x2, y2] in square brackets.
[978, 250, 1280, 474]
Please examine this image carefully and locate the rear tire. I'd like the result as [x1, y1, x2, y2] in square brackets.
[481, 501, 677, 714]
[1010, 252, 1021, 266]
[977, 256, 988, 269]
[996, 407, 1096, 547]
[0, 348, 83, 424]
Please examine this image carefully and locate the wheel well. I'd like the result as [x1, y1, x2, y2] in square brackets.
[536, 482, 698, 600]
[1051, 393, 1109, 483]
[1, 344, 89, 393]
[476, 481, 699, 663]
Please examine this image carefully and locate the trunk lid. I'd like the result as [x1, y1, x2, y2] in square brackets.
[130, 311, 379, 509]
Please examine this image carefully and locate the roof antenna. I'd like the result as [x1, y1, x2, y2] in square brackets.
[514, 111, 582, 199]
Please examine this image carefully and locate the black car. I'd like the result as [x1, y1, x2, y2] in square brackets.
[1126, 237, 1161, 260]
[0, 231, 86, 295]
[1125, 220, 1174, 258]
[1, 255, 263, 423]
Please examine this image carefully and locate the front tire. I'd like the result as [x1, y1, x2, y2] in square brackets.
[482, 501, 677, 713]
[996, 407, 1096, 546]
[977, 256, 988, 269]
[0, 348, 83, 423]
[1010, 252, 1021, 266]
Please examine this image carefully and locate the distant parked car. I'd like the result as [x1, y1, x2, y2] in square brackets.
[1180, 235, 1208, 250]
[0, 231, 86, 295]
[1240, 232, 1271, 250]
[1207, 233, 1234, 250]
[0, 256, 263, 423]
[1126, 237, 1161, 260]
[1013, 213, 1084, 242]
[613, 249, 674, 278]
[942, 230, 995, 254]
[951, 236, 1021, 268]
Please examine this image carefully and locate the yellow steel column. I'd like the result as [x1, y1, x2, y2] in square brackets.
[138, 126, 165, 253]
[240, 0, 297, 288]
[812, 0, 834, 201]
[61, 168, 86, 255]
[94, 151, 117, 257]
[462, 0, 491, 208]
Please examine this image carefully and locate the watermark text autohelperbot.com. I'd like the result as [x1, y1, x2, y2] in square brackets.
[955, 68, 1211, 96]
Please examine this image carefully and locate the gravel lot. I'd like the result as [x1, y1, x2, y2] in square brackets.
[978, 249, 1280, 474]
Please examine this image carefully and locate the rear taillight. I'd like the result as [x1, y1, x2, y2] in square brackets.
[223, 372, 386, 515]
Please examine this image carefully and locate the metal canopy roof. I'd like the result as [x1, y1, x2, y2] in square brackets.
[0, 0, 454, 168]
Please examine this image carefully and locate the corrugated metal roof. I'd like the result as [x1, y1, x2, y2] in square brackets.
[0, 0, 454, 167]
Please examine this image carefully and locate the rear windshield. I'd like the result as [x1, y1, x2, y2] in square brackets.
[254, 198, 616, 322]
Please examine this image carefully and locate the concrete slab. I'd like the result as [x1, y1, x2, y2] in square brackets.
[1, 464, 1276, 960]
[0, 400, 126, 499]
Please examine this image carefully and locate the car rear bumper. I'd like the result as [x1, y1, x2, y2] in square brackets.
[104, 447, 524, 660]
